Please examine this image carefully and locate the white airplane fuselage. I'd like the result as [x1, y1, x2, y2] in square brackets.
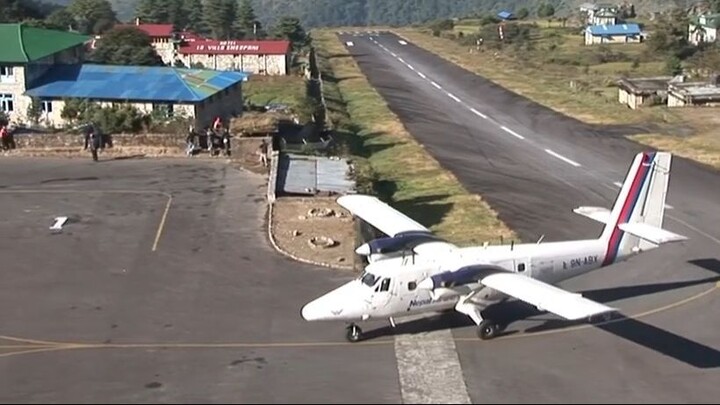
[303, 237, 638, 323]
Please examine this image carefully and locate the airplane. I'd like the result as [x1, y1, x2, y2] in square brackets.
[301, 151, 688, 342]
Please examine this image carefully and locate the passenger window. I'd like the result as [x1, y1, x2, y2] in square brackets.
[408, 281, 417, 291]
[380, 278, 391, 292]
[517, 263, 526, 272]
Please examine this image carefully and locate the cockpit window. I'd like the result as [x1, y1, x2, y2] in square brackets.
[379, 278, 391, 292]
[360, 272, 379, 287]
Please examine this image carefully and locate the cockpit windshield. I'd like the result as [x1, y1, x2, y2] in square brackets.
[360, 271, 379, 287]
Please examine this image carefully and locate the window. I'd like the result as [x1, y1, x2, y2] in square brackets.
[41, 100, 53, 113]
[0, 94, 14, 112]
[0, 66, 14, 83]
[379, 278, 391, 292]
[517, 263, 526, 272]
[408, 281, 417, 291]
[152, 103, 174, 118]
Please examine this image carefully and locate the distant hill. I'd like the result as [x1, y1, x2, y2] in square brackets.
[43, 0, 697, 27]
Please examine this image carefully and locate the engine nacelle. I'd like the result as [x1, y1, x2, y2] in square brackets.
[355, 231, 446, 257]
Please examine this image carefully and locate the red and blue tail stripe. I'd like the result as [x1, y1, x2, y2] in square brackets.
[602, 152, 656, 266]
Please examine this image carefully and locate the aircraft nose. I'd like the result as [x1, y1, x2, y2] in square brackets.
[301, 299, 327, 321]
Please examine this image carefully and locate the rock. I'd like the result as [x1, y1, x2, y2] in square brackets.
[308, 236, 337, 249]
[292, 230, 301, 237]
[298, 215, 306, 220]
[337, 257, 346, 262]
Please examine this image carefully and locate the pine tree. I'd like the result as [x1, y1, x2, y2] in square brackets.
[234, 0, 259, 39]
[183, 0, 206, 33]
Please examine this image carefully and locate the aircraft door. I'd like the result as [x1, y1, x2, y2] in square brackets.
[370, 277, 394, 309]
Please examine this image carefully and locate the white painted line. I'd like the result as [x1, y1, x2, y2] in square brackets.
[417, 72, 426, 79]
[395, 318, 472, 404]
[470, 108, 487, 119]
[390, 52, 397, 57]
[430, 81, 442, 89]
[346, 41, 354, 47]
[545, 149, 581, 167]
[50, 216, 68, 231]
[399, 40, 408, 45]
[500, 126, 525, 140]
[398, 57, 406, 63]
[447, 92, 462, 103]
[665, 204, 674, 210]
[613, 181, 623, 188]
[407, 64, 415, 71]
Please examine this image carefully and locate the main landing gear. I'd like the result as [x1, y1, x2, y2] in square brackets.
[346, 323, 363, 342]
[477, 320, 507, 340]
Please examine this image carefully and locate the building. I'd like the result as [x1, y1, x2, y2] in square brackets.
[24, 64, 249, 128]
[580, 3, 620, 25]
[115, 20, 177, 64]
[0, 23, 89, 125]
[668, 76, 720, 107]
[688, 13, 720, 45]
[111, 20, 292, 75]
[177, 40, 292, 75]
[617, 76, 674, 109]
[497, 11, 514, 21]
[585, 24, 642, 45]
[591, 9, 618, 25]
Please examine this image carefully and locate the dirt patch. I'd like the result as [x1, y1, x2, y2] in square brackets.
[231, 137, 271, 174]
[271, 197, 357, 270]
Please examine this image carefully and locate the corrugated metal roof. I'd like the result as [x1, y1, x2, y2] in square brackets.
[24, 64, 249, 102]
[114, 23, 175, 37]
[587, 24, 641, 36]
[0, 24, 89, 63]
[277, 154, 355, 196]
[497, 11, 514, 20]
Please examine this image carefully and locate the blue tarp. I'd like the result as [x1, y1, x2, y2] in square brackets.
[497, 11, 514, 20]
[587, 24, 641, 36]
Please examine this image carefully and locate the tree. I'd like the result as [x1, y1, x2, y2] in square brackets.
[272, 16, 308, 50]
[67, 0, 117, 34]
[234, 0, 263, 39]
[45, 8, 76, 31]
[665, 55, 683, 75]
[90, 27, 165, 66]
[182, 0, 205, 33]
[516, 7, 529, 20]
[203, 0, 236, 39]
[26, 97, 42, 125]
[537, 3, 555, 18]
[646, 11, 693, 59]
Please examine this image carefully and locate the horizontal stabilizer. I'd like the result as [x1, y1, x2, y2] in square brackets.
[618, 222, 688, 245]
[573, 206, 611, 224]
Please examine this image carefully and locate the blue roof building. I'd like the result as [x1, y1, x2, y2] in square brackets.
[23, 64, 250, 128]
[585, 24, 643, 45]
[497, 11, 514, 20]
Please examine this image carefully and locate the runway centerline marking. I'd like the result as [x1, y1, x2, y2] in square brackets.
[447, 92, 462, 103]
[430, 81, 442, 89]
[469, 108, 488, 119]
[500, 126, 525, 140]
[417, 72, 426, 79]
[544, 149, 581, 167]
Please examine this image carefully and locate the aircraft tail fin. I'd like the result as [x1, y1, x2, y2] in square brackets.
[596, 152, 686, 264]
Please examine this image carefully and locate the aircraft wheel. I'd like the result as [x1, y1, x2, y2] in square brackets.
[477, 320, 498, 340]
[346, 324, 363, 343]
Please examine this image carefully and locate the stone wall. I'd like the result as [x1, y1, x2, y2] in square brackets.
[179, 53, 288, 75]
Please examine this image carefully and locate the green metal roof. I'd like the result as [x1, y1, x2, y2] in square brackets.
[692, 14, 720, 29]
[0, 23, 90, 63]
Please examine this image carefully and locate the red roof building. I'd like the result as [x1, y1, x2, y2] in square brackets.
[178, 40, 291, 55]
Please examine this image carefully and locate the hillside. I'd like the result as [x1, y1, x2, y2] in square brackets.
[43, 0, 691, 27]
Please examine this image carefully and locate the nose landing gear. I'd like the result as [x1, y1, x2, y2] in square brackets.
[346, 323, 363, 342]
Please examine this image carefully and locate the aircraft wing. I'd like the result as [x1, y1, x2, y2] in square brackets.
[336, 195, 429, 237]
[337, 194, 460, 256]
[421, 265, 616, 321]
[480, 272, 617, 320]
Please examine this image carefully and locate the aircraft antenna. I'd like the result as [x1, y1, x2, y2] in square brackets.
[537, 234, 545, 244]
[500, 235, 504, 245]
[511, 240, 514, 251]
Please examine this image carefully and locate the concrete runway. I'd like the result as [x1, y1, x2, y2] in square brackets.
[337, 32, 720, 403]
[0, 158, 401, 403]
